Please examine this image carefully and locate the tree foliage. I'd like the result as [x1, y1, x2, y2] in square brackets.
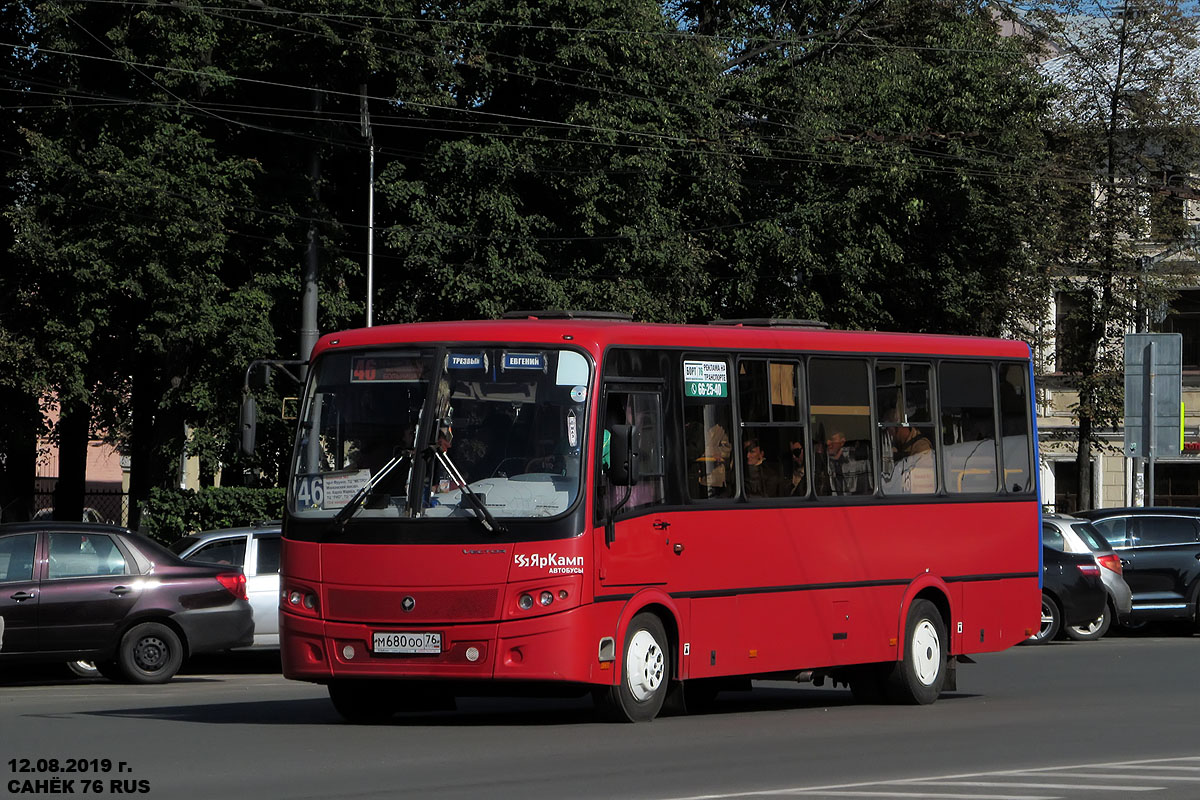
[1024, 0, 1200, 508]
[3, 0, 1063, 510]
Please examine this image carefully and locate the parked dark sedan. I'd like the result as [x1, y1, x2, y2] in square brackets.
[0, 522, 253, 683]
[1026, 543, 1106, 644]
[1072, 507, 1200, 629]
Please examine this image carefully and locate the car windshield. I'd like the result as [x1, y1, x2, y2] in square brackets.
[288, 346, 591, 523]
[1071, 521, 1112, 552]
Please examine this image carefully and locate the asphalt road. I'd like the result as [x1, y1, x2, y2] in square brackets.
[2, 630, 1198, 800]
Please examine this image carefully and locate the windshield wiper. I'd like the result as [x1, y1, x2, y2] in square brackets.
[431, 448, 507, 535]
[331, 451, 413, 530]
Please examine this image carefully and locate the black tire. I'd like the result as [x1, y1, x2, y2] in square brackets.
[116, 622, 184, 684]
[1066, 602, 1112, 641]
[66, 660, 99, 679]
[596, 613, 670, 722]
[1025, 592, 1061, 644]
[886, 599, 947, 705]
[328, 681, 397, 724]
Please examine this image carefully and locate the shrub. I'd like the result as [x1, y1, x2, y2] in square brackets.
[141, 486, 286, 544]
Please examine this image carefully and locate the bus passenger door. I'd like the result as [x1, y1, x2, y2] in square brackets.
[596, 389, 672, 589]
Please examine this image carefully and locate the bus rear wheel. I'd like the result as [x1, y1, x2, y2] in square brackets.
[597, 613, 670, 722]
[886, 599, 947, 705]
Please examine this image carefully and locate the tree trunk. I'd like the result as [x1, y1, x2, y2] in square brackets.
[53, 400, 90, 522]
[1076, 413, 1093, 511]
[0, 387, 40, 522]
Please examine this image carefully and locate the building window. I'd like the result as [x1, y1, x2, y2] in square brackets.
[1055, 291, 1087, 374]
[1161, 290, 1200, 372]
[1150, 462, 1200, 507]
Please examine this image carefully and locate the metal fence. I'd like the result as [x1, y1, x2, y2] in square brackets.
[33, 490, 130, 527]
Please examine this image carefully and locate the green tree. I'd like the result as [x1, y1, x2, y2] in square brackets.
[690, 0, 1055, 333]
[1027, 0, 1200, 509]
[8, 1, 273, 523]
[375, 0, 740, 323]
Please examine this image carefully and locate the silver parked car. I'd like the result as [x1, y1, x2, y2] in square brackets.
[1042, 513, 1132, 640]
[169, 521, 281, 649]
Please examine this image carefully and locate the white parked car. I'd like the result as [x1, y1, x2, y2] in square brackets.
[169, 521, 281, 649]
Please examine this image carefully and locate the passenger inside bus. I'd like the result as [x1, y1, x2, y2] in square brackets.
[789, 440, 808, 496]
[744, 437, 786, 498]
[823, 429, 871, 496]
[881, 406, 937, 494]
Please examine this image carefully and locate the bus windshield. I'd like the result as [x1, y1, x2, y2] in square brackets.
[288, 347, 590, 523]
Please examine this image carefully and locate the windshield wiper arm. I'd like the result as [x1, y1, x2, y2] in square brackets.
[431, 448, 507, 535]
[331, 452, 413, 530]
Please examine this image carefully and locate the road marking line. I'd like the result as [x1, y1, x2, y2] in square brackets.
[1017, 773, 1200, 783]
[654, 756, 1200, 800]
[788, 793, 1057, 799]
[913, 781, 1157, 792]
[1088, 766, 1200, 772]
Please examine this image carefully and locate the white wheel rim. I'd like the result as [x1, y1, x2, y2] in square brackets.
[626, 629, 665, 702]
[910, 619, 941, 686]
[1074, 615, 1103, 636]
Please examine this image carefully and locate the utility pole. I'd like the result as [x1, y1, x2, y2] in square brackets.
[361, 84, 375, 328]
[299, 89, 322, 379]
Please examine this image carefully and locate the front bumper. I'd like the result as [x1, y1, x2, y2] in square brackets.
[282, 603, 613, 685]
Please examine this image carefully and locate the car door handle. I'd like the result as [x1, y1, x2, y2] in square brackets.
[110, 586, 132, 596]
[10, 590, 36, 601]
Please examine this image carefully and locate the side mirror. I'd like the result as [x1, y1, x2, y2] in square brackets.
[240, 392, 258, 457]
[608, 424, 639, 485]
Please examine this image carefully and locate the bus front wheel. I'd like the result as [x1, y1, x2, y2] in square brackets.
[597, 612, 670, 722]
[886, 599, 947, 705]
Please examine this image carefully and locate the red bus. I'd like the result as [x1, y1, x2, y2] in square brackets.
[278, 312, 1041, 722]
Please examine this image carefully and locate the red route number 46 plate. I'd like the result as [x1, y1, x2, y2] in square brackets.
[372, 631, 442, 654]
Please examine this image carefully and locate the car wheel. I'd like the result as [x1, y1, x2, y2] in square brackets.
[1024, 592, 1061, 644]
[116, 622, 184, 684]
[1066, 603, 1112, 641]
[328, 681, 397, 724]
[596, 612, 670, 722]
[66, 660, 99, 679]
[886, 599, 947, 704]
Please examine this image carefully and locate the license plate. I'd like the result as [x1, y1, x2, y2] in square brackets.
[372, 631, 442, 655]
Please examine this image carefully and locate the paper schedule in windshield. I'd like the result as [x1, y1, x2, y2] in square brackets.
[295, 470, 372, 510]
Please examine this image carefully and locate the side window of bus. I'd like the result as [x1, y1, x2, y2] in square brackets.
[683, 356, 736, 501]
[737, 359, 806, 499]
[808, 358, 874, 497]
[940, 362, 999, 494]
[876, 362, 937, 495]
[599, 391, 665, 516]
[999, 363, 1034, 493]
